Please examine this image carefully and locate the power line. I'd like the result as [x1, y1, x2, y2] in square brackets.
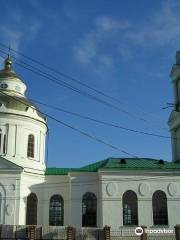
[30, 98, 172, 140]
[0, 51, 172, 140]
[0, 48, 170, 139]
[0, 47, 167, 131]
[0, 51, 172, 141]
[0, 53, 173, 143]
[0, 90, 137, 157]
[0, 49, 149, 122]
[0, 41, 166, 123]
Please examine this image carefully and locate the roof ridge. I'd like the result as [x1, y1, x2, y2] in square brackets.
[45, 158, 180, 175]
[79, 158, 109, 171]
[100, 158, 110, 168]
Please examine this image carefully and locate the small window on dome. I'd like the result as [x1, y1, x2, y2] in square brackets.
[0, 83, 8, 89]
[27, 134, 35, 158]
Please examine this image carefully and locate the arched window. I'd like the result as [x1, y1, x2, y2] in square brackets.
[123, 190, 138, 226]
[3, 134, 6, 154]
[26, 193, 38, 225]
[49, 195, 64, 226]
[152, 190, 168, 225]
[0, 128, 7, 155]
[82, 192, 97, 227]
[27, 134, 35, 158]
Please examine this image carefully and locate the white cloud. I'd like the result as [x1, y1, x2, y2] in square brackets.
[126, 0, 180, 47]
[0, 26, 21, 66]
[74, 35, 113, 77]
[28, 21, 41, 36]
[75, 33, 97, 64]
[118, 47, 133, 61]
[74, 0, 180, 72]
[96, 16, 130, 32]
[0, 2, 41, 62]
[93, 55, 113, 77]
[0, 19, 41, 67]
[0, 27, 21, 52]
[73, 16, 129, 75]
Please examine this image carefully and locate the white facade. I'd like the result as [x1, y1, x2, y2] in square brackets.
[1, 164, 180, 228]
[0, 54, 180, 228]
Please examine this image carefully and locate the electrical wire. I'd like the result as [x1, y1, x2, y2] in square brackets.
[0, 90, 137, 157]
[0, 49, 148, 123]
[0, 48, 168, 132]
[30, 98, 172, 140]
[0, 48, 171, 145]
[0, 41, 166, 124]
[0, 53, 172, 157]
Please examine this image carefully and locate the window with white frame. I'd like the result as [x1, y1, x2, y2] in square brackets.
[0, 128, 7, 155]
[49, 195, 64, 226]
[123, 190, 138, 226]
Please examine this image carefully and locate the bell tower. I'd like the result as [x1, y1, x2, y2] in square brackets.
[0, 56, 48, 173]
[168, 51, 180, 162]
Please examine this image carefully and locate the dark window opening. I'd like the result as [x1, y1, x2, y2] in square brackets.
[123, 190, 138, 226]
[26, 193, 38, 225]
[49, 195, 64, 226]
[153, 190, 168, 225]
[3, 134, 6, 154]
[82, 192, 97, 227]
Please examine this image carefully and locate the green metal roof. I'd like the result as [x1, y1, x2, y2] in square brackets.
[45, 158, 180, 175]
[45, 168, 76, 175]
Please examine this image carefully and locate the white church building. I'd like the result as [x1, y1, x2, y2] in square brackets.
[0, 53, 180, 229]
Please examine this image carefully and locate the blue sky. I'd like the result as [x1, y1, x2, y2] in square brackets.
[0, 0, 180, 167]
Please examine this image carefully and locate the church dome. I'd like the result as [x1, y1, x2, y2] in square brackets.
[0, 55, 47, 174]
[0, 55, 26, 95]
[0, 56, 46, 123]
